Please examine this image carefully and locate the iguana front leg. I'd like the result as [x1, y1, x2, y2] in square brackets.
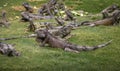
[40, 37, 49, 47]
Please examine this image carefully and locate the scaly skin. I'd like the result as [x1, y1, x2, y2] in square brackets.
[81, 11, 120, 26]
[0, 42, 20, 57]
[35, 29, 112, 53]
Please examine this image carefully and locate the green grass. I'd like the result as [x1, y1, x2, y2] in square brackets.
[65, 0, 120, 13]
[0, 0, 120, 71]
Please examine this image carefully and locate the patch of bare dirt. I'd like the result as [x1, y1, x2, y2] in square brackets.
[11, 6, 25, 11]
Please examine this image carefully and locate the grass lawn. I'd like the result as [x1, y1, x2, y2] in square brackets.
[0, 0, 120, 71]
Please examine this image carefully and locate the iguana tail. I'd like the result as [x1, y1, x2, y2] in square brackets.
[81, 40, 112, 51]
[0, 34, 36, 41]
